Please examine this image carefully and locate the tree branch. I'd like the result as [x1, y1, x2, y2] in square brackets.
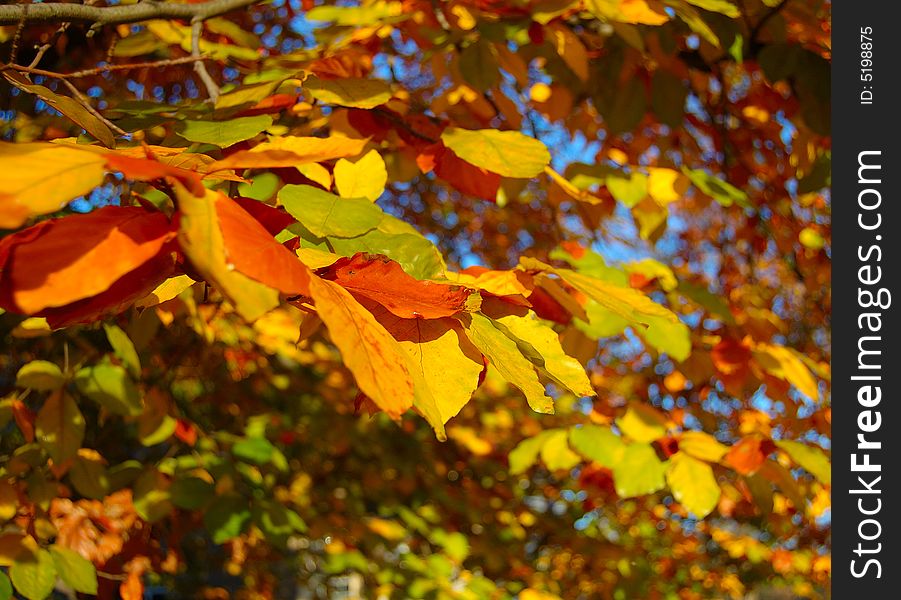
[0, 0, 265, 26]
[191, 18, 219, 101]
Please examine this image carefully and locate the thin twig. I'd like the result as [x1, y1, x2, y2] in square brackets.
[58, 77, 128, 136]
[191, 18, 219, 102]
[3, 55, 207, 79]
[27, 20, 72, 69]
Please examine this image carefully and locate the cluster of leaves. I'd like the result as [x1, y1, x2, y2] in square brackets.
[0, 0, 830, 598]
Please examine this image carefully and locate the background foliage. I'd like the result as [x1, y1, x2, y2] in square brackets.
[0, 0, 830, 598]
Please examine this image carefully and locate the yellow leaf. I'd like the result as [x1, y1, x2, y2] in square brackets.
[587, 0, 670, 25]
[447, 426, 492, 456]
[210, 135, 369, 171]
[0, 481, 17, 522]
[495, 312, 594, 397]
[616, 404, 667, 442]
[0, 142, 106, 229]
[174, 184, 280, 321]
[460, 313, 553, 414]
[367, 518, 407, 541]
[440, 128, 550, 178]
[679, 431, 728, 462]
[334, 149, 388, 201]
[308, 276, 415, 420]
[753, 343, 819, 400]
[134, 274, 195, 310]
[297, 162, 332, 189]
[540, 429, 581, 471]
[647, 167, 690, 205]
[444, 269, 529, 297]
[666, 452, 721, 517]
[304, 76, 392, 109]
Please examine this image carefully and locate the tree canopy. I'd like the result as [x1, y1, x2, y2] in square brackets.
[0, 0, 831, 598]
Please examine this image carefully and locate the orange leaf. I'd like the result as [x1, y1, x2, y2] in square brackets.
[0, 206, 176, 315]
[11, 400, 35, 443]
[323, 253, 476, 319]
[308, 276, 415, 418]
[105, 154, 205, 197]
[215, 195, 311, 296]
[120, 571, 144, 600]
[725, 436, 775, 475]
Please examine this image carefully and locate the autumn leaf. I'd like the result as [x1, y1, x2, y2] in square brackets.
[0, 205, 175, 315]
[304, 76, 392, 108]
[174, 183, 281, 321]
[0, 142, 106, 229]
[210, 135, 369, 171]
[334, 149, 388, 201]
[322, 253, 477, 319]
[666, 453, 721, 518]
[440, 129, 551, 178]
[307, 276, 416, 420]
[458, 313, 553, 414]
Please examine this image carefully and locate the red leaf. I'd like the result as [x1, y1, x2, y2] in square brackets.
[433, 147, 501, 201]
[232, 197, 296, 236]
[174, 419, 197, 446]
[0, 206, 176, 315]
[322, 253, 475, 319]
[215, 195, 311, 296]
[235, 93, 298, 117]
[11, 400, 35, 443]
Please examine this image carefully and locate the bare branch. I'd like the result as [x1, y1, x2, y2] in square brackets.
[0, 0, 264, 26]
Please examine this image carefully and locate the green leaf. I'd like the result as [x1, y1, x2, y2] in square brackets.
[666, 452, 721, 518]
[304, 76, 392, 109]
[682, 167, 749, 208]
[170, 477, 215, 510]
[280, 184, 383, 238]
[68, 454, 110, 499]
[0, 572, 11, 600]
[35, 392, 84, 464]
[641, 315, 692, 361]
[103, 324, 141, 378]
[16, 361, 64, 392]
[253, 500, 306, 547]
[205, 495, 251, 544]
[10, 549, 57, 600]
[232, 437, 276, 466]
[49, 546, 97, 594]
[775, 440, 831, 485]
[176, 115, 273, 148]
[612, 443, 667, 497]
[460, 313, 553, 414]
[74, 363, 142, 416]
[440, 128, 550, 178]
[133, 470, 172, 522]
[568, 425, 625, 467]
